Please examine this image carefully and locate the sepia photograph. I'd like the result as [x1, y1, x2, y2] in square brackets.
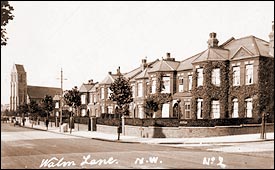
[1, 1, 274, 169]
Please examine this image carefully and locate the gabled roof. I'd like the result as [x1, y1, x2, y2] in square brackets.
[89, 83, 99, 92]
[27, 85, 61, 99]
[99, 74, 119, 85]
[192, 48, 229, 64]
[79, 84, 94, 92]
[124, 59, 159, 80]
[124, 67, 141, 80]
[222, 35, 270, 59]
[148, 59, 180, 73]
[135, 68, 149, 79]
[177, 53, 202, 71]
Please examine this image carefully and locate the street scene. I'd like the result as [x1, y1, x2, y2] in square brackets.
[1, 122, 274, 169]
[1, 1, 274, 169]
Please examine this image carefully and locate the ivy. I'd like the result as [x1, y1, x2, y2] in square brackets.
[191, 61, 230, 120]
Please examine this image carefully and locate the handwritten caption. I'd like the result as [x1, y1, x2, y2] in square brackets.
[39, 155, 162, 168]
[203, 156, 226, 168]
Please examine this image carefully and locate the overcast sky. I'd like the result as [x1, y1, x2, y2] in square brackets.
[1, 1, 274, 104]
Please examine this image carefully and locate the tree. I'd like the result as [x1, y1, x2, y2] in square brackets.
[144, 97, 159, 118]
[42, 95, 54, 118]
[109, 71, 133, 116]
[18, 103, 29, 116]
[28, 100, 41, 119]
[63, 86, 81, 116]
[1, 1, 14, 46]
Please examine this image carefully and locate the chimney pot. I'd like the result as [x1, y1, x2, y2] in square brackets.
[108, 71, 112, 75]
[166, 52, 171, 58]
[207, 32, 219, 48]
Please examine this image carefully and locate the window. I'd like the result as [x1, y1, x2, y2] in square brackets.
[101, 106, 105, 113]
[185, 103, 191, 119]
[81, 94, 86, 105]
[107, 106, 113, 114]
[55, 102, 59, 109]
[197, 98, 203, 119]
[233, 66, 240, 86]
[211, 100, 220, 119]
[188, 75, 192, 91]
[151, 78, 157, 94]
[81, 109, 86, 116]
[162, 76, 170, 93]
[197, 68, 203, 86]
[245, 65, 253, 85]
[101, 88, 104, 99]
[232, 98, 238, 118]
[93, 94, 97, 104]
[131, 84, 135, 98]
[212, 68, 220, 86]
[137, 82, 143, 97]
[178, 76, 184, 92]
[107, 88, 112, 98]
[90, 93, 93, 103]
[245, 98, 253, 118]
[146, 81, 150, 96]
[138, 105, 144, 119]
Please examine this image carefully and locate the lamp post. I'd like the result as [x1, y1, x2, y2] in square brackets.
[261, 112, 269, 139]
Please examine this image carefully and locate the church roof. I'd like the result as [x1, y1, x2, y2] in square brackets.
[27, 85, 61, 99]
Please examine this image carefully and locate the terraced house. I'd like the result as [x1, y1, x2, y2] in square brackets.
[83, 22, 274, 123]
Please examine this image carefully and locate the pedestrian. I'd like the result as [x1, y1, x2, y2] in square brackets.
[45, 118, 49, 130]
[22, 117, 26, 126]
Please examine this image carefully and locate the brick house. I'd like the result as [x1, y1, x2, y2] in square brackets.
[79, 79, 97, 116]
[84, 22, 274, 123]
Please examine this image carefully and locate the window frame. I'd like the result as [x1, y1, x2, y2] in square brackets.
[197, 68, 203, 87]
[245, 64, 253, 85]
[233, 66, 240, 86]
[212, 68, 220, 86]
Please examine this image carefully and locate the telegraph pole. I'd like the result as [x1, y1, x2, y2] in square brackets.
[57, 68, 67, 132]
[60, 68, 63, 132]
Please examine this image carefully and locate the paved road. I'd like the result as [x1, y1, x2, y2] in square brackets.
[1, 123, 274, 169]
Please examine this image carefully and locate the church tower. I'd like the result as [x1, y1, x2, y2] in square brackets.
[10, 64, 27, 111]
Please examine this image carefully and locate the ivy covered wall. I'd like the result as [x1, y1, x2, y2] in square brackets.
[258, 56, 274, 122]
[191, 60, 230, 120]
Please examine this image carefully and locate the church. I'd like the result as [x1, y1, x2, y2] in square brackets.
[10, 64, 61, 111]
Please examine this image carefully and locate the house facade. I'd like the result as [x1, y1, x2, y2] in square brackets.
[79, 79, 97, 116]
[82, 23, 274, 122]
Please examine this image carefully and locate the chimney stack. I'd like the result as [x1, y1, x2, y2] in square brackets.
[88, 79, 93, 84]
[108, 71, 112, 75]
[117, 66, 121, 75]
[207, 32, 219, 48]
[166, 53, 170, 59]
[141, 58, 147, 71]
[269, 21, 274, 57]
[164, 52, 175, 61]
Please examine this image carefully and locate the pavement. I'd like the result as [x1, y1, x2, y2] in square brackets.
[6, 119, 274, 145]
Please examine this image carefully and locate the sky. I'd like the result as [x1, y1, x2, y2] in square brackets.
[1, 1, 274, 105]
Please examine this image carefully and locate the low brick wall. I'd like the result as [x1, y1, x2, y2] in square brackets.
[97, 123, 274, 138]
[96, 124, 118, 134]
